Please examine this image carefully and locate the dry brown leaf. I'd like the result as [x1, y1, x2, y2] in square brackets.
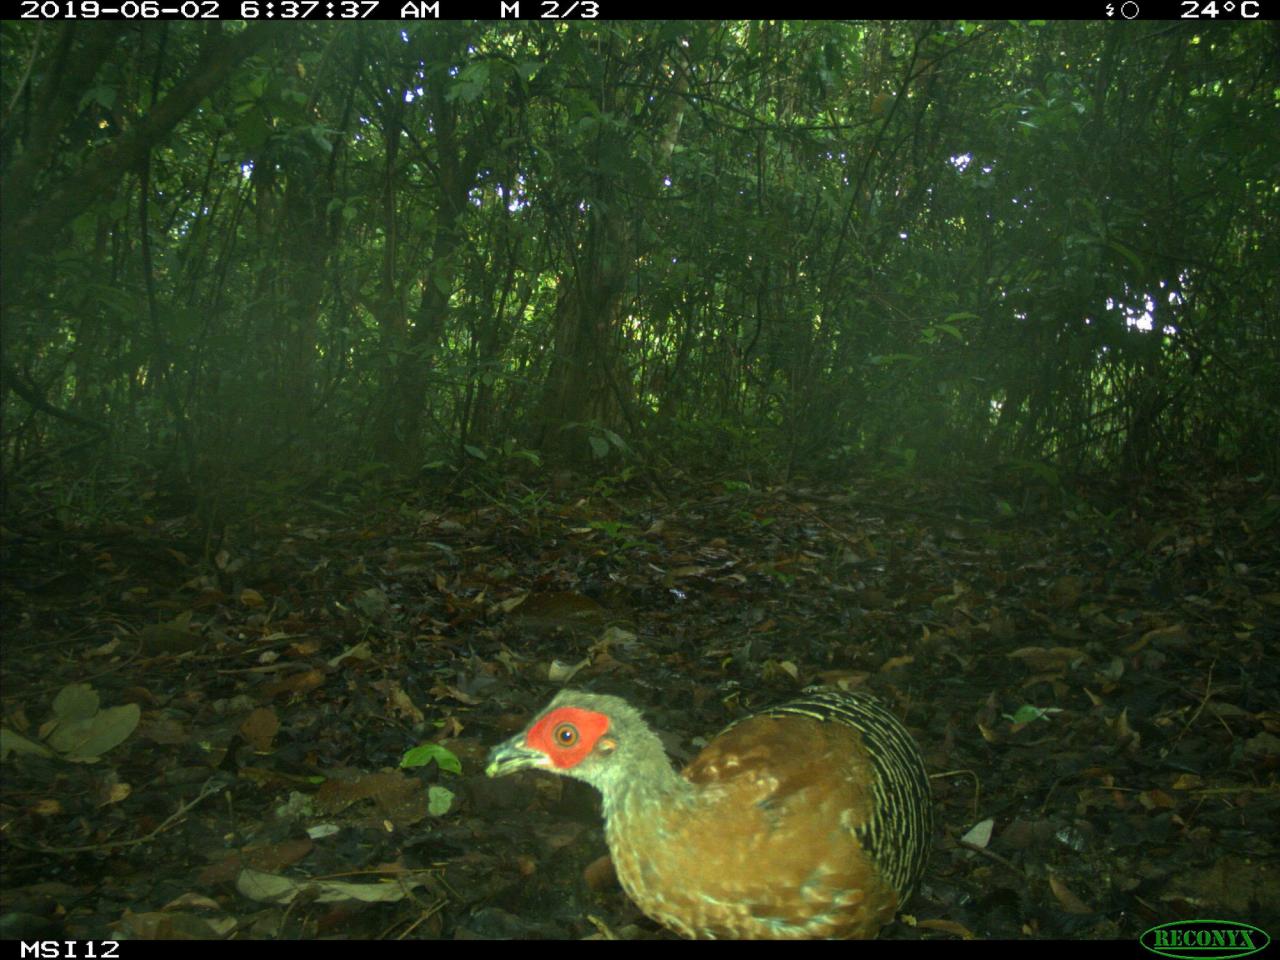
[239, 707, 279, 752]
[1048, 873, 1092, 914]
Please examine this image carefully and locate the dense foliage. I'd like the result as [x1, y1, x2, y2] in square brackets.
[3, 21, 1276, 521]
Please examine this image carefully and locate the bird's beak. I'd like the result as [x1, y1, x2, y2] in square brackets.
[485, 734, 549, 777]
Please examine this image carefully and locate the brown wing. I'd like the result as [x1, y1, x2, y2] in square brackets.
[607, 713, 898, 939]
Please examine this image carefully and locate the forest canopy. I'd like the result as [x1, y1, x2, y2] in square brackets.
[2, 21, 1277, 520]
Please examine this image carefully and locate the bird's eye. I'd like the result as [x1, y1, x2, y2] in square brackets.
[553, 722, 578, 747]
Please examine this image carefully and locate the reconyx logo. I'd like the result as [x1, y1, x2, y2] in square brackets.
[1140, 920, 1270, 960]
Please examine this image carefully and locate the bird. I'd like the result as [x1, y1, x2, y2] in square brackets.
[486, 688, 932, 939]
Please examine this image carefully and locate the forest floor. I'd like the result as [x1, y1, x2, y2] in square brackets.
[1, 468, 1277, 940]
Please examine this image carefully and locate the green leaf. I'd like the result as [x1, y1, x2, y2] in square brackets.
[52, 684, 100, 724]
[49, 703, 141, 760]
[308, 125, 334, 154]
[431, 268, 452, 297]
[602, 428, 630, 453]
[0, 727, 57, 761]
[234, 111, 271, 153]
[401, 743, 462, 774]
[1106, 238, 1145, 273]
[1003, 704, 1061, 725]
[446, 63, 490, 103]
[428, 785, 454, 816]
[80, 85, 116, 111]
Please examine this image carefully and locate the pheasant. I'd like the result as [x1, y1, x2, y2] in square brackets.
[486, 689, 932, 939]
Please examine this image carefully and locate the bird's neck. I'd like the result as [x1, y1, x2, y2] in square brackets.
[594, 728, 695, 822]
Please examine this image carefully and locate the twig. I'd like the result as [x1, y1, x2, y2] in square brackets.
[6, 780, 222, 854]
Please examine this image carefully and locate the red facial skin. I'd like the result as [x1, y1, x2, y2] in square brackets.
[525, 707, 611, 769]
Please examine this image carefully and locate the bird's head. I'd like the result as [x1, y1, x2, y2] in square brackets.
[486, 690, 668, 793]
